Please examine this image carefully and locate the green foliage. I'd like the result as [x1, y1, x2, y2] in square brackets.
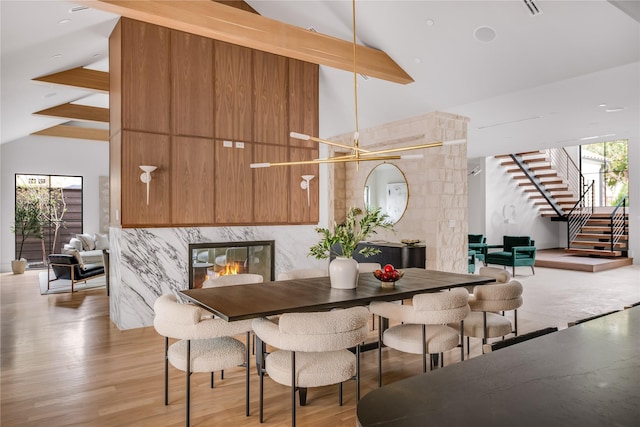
[583, 141, 628, 190]
[11, 188, 46, 259]
[309, 207, 394, 259]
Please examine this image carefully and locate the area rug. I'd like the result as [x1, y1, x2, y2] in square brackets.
[38, 271, 106, 295]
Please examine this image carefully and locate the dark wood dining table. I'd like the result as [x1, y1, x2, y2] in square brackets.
[356, 306, 640, 427]
[180, 267, 495, 321]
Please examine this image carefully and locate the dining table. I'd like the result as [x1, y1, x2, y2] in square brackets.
[180, 267, 495, 322]
[356, 306, 640, 427]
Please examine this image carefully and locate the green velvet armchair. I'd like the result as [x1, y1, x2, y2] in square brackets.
[468, 234, 487, 263]
[484, 235, 536, 276]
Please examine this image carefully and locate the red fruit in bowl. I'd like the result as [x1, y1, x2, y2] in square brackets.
[374, 269, 383, 276]
[380, 272, 391, 281]
[391, 270, 400, 280]
[383, 264, 394, 273]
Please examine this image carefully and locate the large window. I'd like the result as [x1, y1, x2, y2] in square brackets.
[14, 174, 83, 268]
[581, 140, 628, 208]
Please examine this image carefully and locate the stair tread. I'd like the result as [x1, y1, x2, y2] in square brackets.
[564, 248, 622, 257]
[570, 240, 626, 248]
[577, 233, 628, 240]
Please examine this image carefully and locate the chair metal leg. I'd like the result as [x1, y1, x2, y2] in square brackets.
[512, 266, 515, 277]
[339, 383, 343, 406]
[211, 372, 214, 388]
[460, 320, 465, 361]
[259, 349, 264, 423]
[186, 340, 191, 427]
[291, 351, 296, 427]
[164, 337, 169, 405]
[514, 309, 518, 336]
[221, 369, 224, 380]
[246, 331, 250, 417]
[467, 336, 470, 356]
[377, 315, 383, 387]
[483, 311, 488, 345]
[531, 265, 535, 275]
[356, 344, 361, 401]
[422, 325, 427, 373]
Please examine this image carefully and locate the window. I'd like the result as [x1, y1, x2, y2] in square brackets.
[14, 174, 83, 268]
[581, 140, 628, 207]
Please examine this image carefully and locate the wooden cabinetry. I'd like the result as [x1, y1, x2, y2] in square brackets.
[110, 18, 319, 227]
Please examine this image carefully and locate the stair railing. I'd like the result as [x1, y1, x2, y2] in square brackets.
[510, 154, 564, 217]
[545, 147, 583, 200]
[610, 196, 628, 255]
[566, 181, 594, 249]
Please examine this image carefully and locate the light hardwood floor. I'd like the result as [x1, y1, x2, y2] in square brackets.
[2, 265, 639, 426]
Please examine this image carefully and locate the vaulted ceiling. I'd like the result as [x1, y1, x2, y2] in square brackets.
[1, 0, 638, 159]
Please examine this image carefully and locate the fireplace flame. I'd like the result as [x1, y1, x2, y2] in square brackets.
[218, 261, 241, 276]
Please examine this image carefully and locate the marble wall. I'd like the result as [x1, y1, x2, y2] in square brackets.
[109, 225, 325, 330]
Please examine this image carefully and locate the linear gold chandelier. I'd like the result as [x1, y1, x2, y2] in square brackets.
[250, 0, 463, 169]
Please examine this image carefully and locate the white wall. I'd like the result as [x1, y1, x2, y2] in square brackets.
[1, 135, 109, 272]
[627, 137, 639, 264]
[467, 157, 486, 235]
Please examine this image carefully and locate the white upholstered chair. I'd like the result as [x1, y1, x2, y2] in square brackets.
[277, 268, 327, 281]
[478, 266, 512, 283]
[153, 294, 253, 426]
[369, 288, 470, 387]
[452, 279, 524, 356]
[356, 262, 381, 273]
[202, 273, 263, 287]
[252, 307, 369, 426]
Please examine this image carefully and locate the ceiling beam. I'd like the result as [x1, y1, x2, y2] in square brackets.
[78, 0, 414, 84]
[33, 103, 109, 123]
[32, 124, 109, 141]
[33, 67, 109, 93]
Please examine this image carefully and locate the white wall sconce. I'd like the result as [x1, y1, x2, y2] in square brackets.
[139, 165, 157, 205]
[300, 175, 315, 206]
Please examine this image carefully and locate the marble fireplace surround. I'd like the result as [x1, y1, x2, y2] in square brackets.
[108, 225, 324, 330]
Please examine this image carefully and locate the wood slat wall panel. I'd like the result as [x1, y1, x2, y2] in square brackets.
[253, 51, 288, 144]
[215, 140, 253, 223]
[121, 131, 171, 225]
[171, 31, 214, 138]
[288, 147, 319, 223]
[214, 41, 253, 141]
[171, 136, 216, 224]
[109, 20, 122, 137]
[253, 144, 288, 223]
[121, 19, 170, 133]
[289, 59, 319, 148]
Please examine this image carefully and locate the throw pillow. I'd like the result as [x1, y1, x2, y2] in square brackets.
[94, 233, 109, 250]
[68, 249, 85, 269]
[76, 233, 96, 251]
[69, 237, 83, 252]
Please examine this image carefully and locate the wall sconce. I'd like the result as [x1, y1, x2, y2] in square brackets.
[139, 165, 157, 205]
[300, 175, 315, 206]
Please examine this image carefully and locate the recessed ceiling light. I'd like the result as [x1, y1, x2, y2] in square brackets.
[599, 103, 607, 107]
[425, 19, 435, 26]
[474, 26, 497, 43]
[414, 58, 422, 64]
[58, 19, 71, 24]
[605, 107, 625, 113]
[50, 54, 62, 59]
[42, 92, 57, 99]
[580, 135, 599, 141]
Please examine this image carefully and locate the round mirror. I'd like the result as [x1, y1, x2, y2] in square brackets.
[363, 163, 408, 224]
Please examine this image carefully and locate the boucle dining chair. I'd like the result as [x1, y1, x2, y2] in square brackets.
[369, 288, 470, 387]
[252, 306, 369, 427]
[452, 279, 523, 356]
[153, 294, 253, 427]
[478, 266, 512, 283]
[277, 268, 327, 280]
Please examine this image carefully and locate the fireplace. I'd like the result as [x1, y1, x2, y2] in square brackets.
[188, 241, 275, 289]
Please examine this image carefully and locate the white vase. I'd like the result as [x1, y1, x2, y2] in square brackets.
[329, 257, 359, 289]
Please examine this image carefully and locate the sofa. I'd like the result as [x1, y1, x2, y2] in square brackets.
[62, 233, 109, 266]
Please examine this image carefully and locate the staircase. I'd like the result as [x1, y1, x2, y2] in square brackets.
[496, 149, 629, 258]
[565, 212, 629, 257]
[497, 151, 578, 217]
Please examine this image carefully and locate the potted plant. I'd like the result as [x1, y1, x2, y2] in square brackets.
[309, 206, 393, 289]
[10, 189, 45, 274]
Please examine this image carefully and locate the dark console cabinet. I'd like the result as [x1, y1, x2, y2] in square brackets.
[332, 242, 426, 269]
